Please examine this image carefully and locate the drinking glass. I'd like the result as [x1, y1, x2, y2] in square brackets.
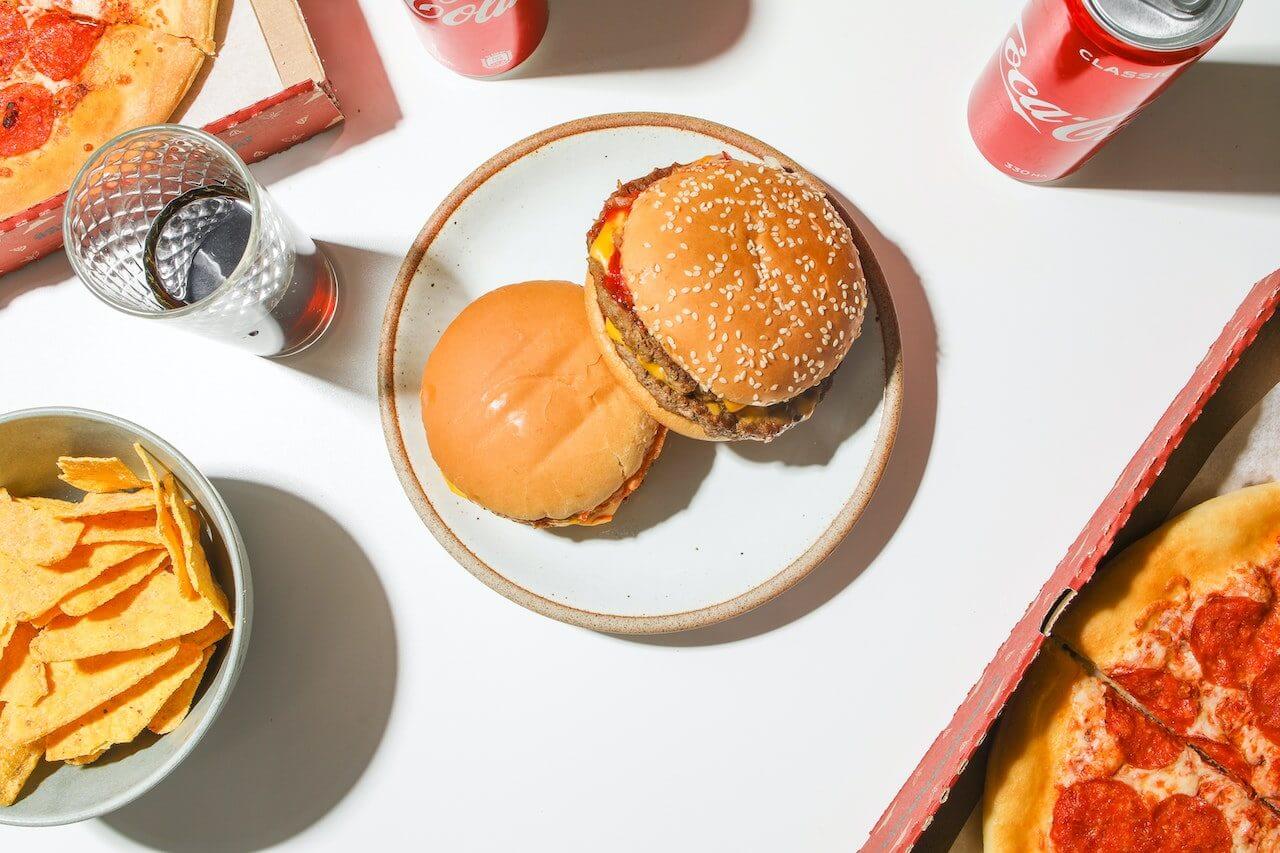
[63, 125, 338, 357]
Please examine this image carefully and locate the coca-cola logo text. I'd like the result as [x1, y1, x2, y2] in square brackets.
[406, 0, 518, 26]
[999, 18, 1123, 143]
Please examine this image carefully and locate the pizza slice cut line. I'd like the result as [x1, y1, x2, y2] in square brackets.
[1062, 638, 1280, 819]
[985, 638, 1280, 851]
[1053, 482, 1280, 816]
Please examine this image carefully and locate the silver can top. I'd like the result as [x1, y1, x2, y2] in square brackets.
[1084, 0, 1243, 51]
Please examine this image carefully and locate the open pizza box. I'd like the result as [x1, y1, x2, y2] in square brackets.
[867, 267, 1280, 851]
[0, 0, 342, 275]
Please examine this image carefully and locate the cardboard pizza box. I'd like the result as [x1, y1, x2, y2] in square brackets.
[867, 267, 1280, 851]
[0, 0, 343, 275]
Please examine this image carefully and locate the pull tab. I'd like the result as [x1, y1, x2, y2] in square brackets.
[1142, 0, 1209, 17]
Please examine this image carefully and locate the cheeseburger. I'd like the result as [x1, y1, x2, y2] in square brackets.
[584, 156, 868, 441]
[421, 281, 666, 527]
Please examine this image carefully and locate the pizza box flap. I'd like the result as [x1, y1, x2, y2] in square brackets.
[177, 0, 327, 127]
[247, 0, 326, 87]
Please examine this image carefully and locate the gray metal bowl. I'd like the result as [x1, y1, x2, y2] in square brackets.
[0, 407, 251, 826]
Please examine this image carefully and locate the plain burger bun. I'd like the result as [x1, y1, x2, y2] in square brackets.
[584, 273, 717, 441]
[624, 159, 866, 407]
[421, 281, 666, 527]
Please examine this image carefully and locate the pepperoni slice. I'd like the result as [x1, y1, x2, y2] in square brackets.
[0, 4, 28, 78]
[28, 10, 102, 81]
[1191, 595, 1268, 688]
[1105, 687, 1184, 769]
[1255, 603, 1280, 669]
[1150, 794, 1231, 853]
[0, 83, 55, 158]
[1112, 668, 1201, 733]
[1051, 779, 1153, 853]
[1189, 736, 1254, 782]
[1250, 657, 1280, 744]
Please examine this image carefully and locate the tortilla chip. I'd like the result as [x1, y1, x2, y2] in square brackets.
[55, 490, 156, 518]
[181, 616, 230, 649]
[0, 624, 48, 706]
[148, 645, 214, 735]
[28, 606, 61, 628]
[134, 445, 191, 599]
[57, 457, 145, 493]
[167, 490, 232, 627]
[0, 542, 150, 624]
[0, 641, 179, 745]
[0, 491, 83, 565]
[0, 621, 13, 658]
[45, 643, 202, 761]
[79, 511, 162, 547]
[31, 571, 211, 662]
[59, 550, 167, 618]
[18, 497, 77, 515]
[63, 748, 107, 766]
[0, 742, 40, 805]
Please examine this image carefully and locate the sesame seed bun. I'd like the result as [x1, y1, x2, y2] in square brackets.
[421, 281, 666, 527]
[622, 158, 866, 407]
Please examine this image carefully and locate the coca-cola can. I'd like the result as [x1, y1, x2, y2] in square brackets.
[402, 0, 548, 77]
[968, 0, 1242, 182]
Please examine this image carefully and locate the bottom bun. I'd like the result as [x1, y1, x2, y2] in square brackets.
[583, 274, 725, 442]
[533, 424, 667, 527]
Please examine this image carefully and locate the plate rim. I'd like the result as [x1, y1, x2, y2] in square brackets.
[378, 111, 903, 634]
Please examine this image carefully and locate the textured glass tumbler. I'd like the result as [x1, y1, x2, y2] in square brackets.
[64, 125, 338, 357]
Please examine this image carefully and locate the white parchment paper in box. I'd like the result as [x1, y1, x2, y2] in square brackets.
[173, 0, 285, 127]
[1176, 381, 1280, 514]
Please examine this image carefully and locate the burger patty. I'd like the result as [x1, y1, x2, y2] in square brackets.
[589, 273, 828, 441]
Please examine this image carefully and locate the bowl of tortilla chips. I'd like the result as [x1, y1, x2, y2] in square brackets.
[0, 407, 250, 826]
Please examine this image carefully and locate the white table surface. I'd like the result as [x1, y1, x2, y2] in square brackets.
[2, 1, 1278, 849]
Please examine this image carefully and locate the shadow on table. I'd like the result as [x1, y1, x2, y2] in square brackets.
[250, 0, 402, 184]
[278, 242, 402, 398]
[102, 480, 397, 852]
[1061, 62, 1280, 194]
[621, 195, 938, 647]
[510, 0, 750, 78]
[0, 251, 72, 309]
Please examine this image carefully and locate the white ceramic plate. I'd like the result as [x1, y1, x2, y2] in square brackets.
[380, 113, 901, 633]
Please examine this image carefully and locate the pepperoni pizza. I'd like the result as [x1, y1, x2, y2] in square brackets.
[987, 483, 1280, 851]
[0, 0, 216, 220]
[985, 642, 1279, 851]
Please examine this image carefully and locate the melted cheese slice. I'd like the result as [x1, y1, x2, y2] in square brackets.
[591, 209, 627, 269]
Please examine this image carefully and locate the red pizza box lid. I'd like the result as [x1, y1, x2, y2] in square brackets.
[0, 0, 343, 275]
[868, 267, 1280, 851]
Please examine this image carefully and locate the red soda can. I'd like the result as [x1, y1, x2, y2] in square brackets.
[402, 0, 549, 77]
[968, 0, 1242, 182]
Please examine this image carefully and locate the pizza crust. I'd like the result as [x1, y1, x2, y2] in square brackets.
[984, 642, 1086, 852]
[0, 24, 204, 218]
[1056, 482, 1280, 668]
[149, 0, 218, 51]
